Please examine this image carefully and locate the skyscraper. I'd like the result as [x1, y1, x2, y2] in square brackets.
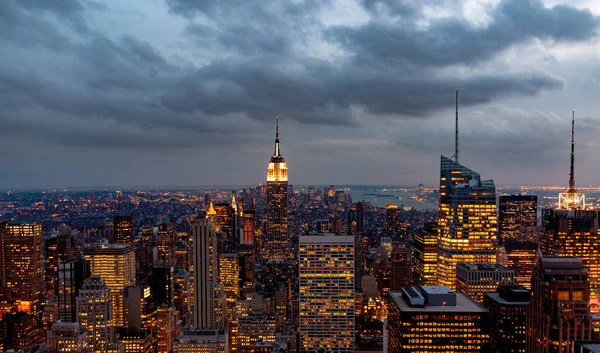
[189, 216, 219, 328]
[386, 203, 401, 237]
[299, 234, 354, 352]
[527, 256, 592, 353]
[437, 156, 498, 290]
[456, 263, 515, 304]
[84, 242, 136, 328]
[503, 240, 538, 290]
[390, 246, 410, 291]
[241, 210, 255, 245]
[266, 117, 289, 259]
[157, 218, 177, 268]
[498, 195, 538, 243]
[540, 112, 600, 294]
[0, 221, 44, 319]
[387, 286, 490, 352]
[412, 222, 438, 286]
[484, 285, 530, 353]
[58, 258, 90, 322]
[114, 216, 134, 245]
[76, 275, 115, 353]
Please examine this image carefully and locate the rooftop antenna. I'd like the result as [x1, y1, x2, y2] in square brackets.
[569, 110, 575, 192]
[452, 89, 459, 163]
[273, 116, 281, 157]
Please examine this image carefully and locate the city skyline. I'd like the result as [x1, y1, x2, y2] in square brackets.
[1, 0, 600, 188]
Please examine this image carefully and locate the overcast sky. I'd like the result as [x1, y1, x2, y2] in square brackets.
[1, 0, 599, 188]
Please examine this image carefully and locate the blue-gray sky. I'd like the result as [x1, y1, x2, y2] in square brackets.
[1, 0, 599, 188]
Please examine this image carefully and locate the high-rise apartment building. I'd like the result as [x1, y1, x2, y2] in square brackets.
[412, 222, 438, 286]
[503, 240, 538, 290]
[456, 263, 515, 304]
[114, 216, 134, 245]
[157, 218, 176, 267]
[437, 156, 498, 290]
[76, 275, 114, 353]
[58, 258, 90, 322]
[387, 286, 490, 352]
[527, 256, 593, 353]
[299, 234, 354, 352]
[390, 246, 410, 291]
[266, 118, 289, 259]
[189, 217, 219, 328]
[498, 195, 538, 243]
[84, 242, 136, 328]
[484, 286, 530, 353]
[47, 322, 89, 353]
[0, 221, 44, 317]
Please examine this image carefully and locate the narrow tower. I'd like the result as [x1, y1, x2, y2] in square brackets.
[266, 117, 289, 259]
[558, 110, 585, 209]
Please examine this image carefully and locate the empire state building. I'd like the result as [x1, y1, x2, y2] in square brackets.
[266, 117, 289, 259]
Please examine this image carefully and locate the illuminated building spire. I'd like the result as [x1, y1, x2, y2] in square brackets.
[273, 116, 281, 157]
[569, 110, 575, 192]
[206, 201, 217, 217]
[558, 110, 585, 209]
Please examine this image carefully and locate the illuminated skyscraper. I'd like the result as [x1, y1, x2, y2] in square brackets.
[299, 234, 354, 352]
[84, 242, 136, 328]
[412, 222, 438, 286]
[155, 305, 181, 353]
[387, 286, 490, 352]
[527, 256, 592, 353]
[456, 262, 515, 304]
[114, 216, 134, 245]
[437, 156, 498, 290]
[77, 275, 114, 353]
[386, 204, 401, 237]
[157, 218, 176, 267]
[390, 246, 410, 291]
[0, 221, 44, 321]
[266, 117, 289, 259]
[498, 195, 538, 243]
[540, 112, 600, 293]
[189, 217, 219, 328]
[219, 253, 241, 304]
[503, 240, 538, 290]
[241, 210, 255, 245]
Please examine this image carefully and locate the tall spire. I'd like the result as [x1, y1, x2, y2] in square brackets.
[569, 110, 575, 192]
[452, 89, 459, 163]
[273, 116, 281, 157]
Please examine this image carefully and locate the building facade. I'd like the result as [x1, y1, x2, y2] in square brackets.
[456, 263, 515, 304]
[498, 195, 538, 243]
[266, 118, 289, 259]
[484, 286, 530, 353]
[412, 222, 438, 286]
[76, 275, 114, 353]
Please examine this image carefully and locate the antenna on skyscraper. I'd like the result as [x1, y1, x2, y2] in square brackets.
[569, 110, 575, 192]
[451, 89, 459, 163]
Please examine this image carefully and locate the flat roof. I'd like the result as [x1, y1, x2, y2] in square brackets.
[390, 290, 486, 313]
[485, 292, 529, 306]
[421, 286, 455, 295]
[300, 234, 354, 243]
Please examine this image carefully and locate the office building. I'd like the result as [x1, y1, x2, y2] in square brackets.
[484, 286, 530, 353]
[266, 118, 289, 259]
[76, 275, 114, 353]
[574, 341, 600, 353]
[412, 222, 438, 286]
[299, 234, 354, 352]
[386, 204, 401, 237]
[498, 195, 538, 243]
[151, 266, 175, 306]
[3, 311, 44, 351]
[47, 322, 89, 353]
[174, 268, 191, 325]
[354, 233, 364, 290]
[84, 242, 136, 328]
[58, 258, 90, 322]
[235, 315, 276, 352]
[437, 156, 498, 290]
[116, 331, 151, 353]
[123, 285, 153, 332]
[173, 328, 227, 353]
[387, 286, 490, 352]
[157, 218, 176, 267]
[114, 216, 134, 245]
[390, 246, 410, 290]
[241, 210, 255, 245]
[154, 305, 181, 353]
[189, 217, 219, 328]
[456, 263, 515, 304]
[45, 234, 76, 295]
[1, 221, 44, 317]
[503, 240, 538, 290]
[237, 245, 254, 285]
[527, 256, 592, 353]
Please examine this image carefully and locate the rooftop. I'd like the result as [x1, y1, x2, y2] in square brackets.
[300, 233, 354, 243]
[390, 289, 486, 313]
